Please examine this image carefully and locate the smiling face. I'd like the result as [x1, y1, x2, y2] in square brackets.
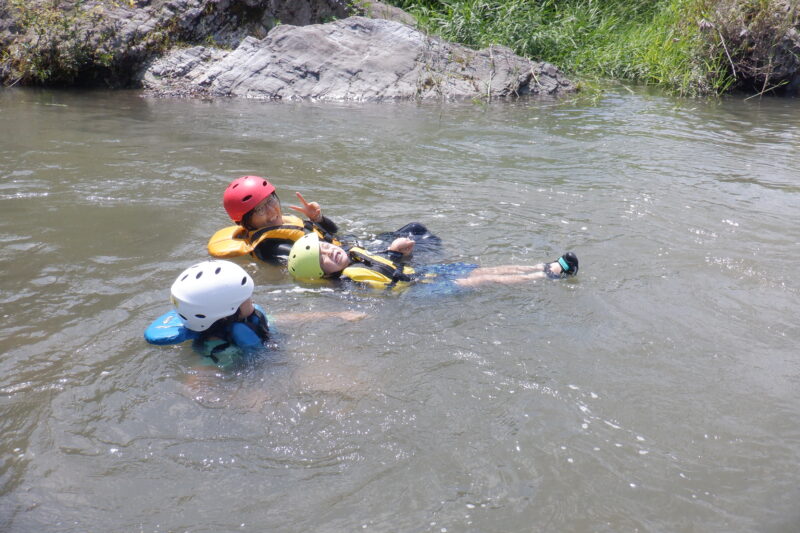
[245, 193, 282, 229]
[318, 241, 350, 274]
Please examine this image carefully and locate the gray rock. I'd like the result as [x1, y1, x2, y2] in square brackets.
[352, 1, 416, 26]
[0, 0, 354, 86]
[143, 16, 575, 100]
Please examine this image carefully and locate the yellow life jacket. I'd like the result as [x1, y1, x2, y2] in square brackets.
[208, 215, 340, 259]
[341, 247, 416, 291]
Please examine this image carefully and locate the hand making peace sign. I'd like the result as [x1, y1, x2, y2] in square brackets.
[288, 192, 323, 223]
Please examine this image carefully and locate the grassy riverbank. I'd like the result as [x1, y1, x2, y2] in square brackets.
[387, 0, 799, 96]
[3, 0, 795, 95]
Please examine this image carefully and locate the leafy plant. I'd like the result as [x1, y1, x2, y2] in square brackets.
[386, 0, 765, 95]
[700, 0, 799, 95]
[6, 0, 110, 85]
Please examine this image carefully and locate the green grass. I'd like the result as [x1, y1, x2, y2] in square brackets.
[387, 0, 736, 95]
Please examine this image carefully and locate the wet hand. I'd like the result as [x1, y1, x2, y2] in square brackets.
[389, 237, 414, 256]
[288, 192, 322, 222]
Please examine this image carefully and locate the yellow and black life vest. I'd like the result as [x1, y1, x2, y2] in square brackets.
[208, 215, 340, 259]
[341, 247, 416, 291]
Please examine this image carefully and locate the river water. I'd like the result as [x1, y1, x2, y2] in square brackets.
[1, 87, 798, 533]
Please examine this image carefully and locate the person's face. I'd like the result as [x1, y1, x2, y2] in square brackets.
[247, 194, 282, 228]
[319, 241, 349, 274]
[237, 297, 254, 319]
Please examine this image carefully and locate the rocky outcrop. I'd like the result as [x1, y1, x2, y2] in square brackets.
[0, 0, 575, 100]
[355, 1, 416, 26]
[142, 16, 575, 100]
[0, 0, 357, 86]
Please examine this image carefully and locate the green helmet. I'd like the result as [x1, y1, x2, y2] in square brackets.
[288, 233, 324, 280]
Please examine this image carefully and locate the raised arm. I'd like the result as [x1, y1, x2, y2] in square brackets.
[289, 191, 338, 233]
[273, 311, 367, 325]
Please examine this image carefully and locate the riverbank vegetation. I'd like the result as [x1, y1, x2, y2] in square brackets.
[3, 0, 111, 85]
[2, 0, 796, 95]
[386, 0, 800, 96]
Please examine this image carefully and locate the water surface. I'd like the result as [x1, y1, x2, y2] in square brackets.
[1, 88, 799, 532]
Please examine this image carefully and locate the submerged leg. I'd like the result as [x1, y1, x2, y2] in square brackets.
[455, 271, 548, 287]
[454, 253, 580, 287]
[470, 264, 545, 275]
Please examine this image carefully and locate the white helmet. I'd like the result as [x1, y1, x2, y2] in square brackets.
[170, 260, 254, 332]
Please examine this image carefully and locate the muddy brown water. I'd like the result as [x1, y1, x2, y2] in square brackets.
[1, 88, 799, 532]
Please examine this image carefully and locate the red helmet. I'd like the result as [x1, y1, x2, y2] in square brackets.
[223, 176, 276, 223]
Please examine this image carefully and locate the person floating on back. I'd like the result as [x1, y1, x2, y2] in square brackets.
[286, 233, 579, 293]
[207, 175, 443, 265]
[208, 175, 341, 264]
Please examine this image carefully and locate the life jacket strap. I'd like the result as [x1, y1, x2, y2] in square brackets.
[207, 342, 230, 363]
[348, 248, 412, 288]
[250, 224, 303, 242]
[303, 220, 338, 244]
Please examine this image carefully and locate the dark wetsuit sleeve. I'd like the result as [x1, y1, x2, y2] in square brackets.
[316, 215, 338, 235]
[383, 250, 405, 263]
[253, 240, 294, 263]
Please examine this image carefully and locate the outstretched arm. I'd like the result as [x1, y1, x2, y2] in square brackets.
[273, 311, 367, 325]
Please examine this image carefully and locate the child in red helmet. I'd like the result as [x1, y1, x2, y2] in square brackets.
[208, 175, 341, 264]
[210, 175, 443, 266]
